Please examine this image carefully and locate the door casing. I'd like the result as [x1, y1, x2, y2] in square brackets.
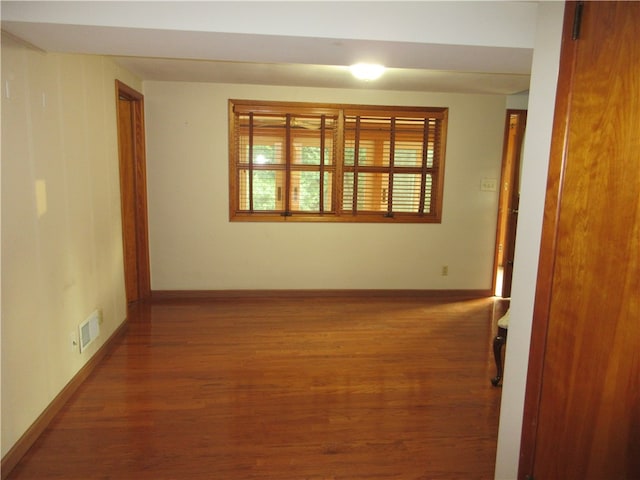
[115, 80, 151, 304]
[493, 109, 527, 297]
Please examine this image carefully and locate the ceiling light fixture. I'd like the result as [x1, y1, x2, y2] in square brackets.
[350, 63, 386, 81]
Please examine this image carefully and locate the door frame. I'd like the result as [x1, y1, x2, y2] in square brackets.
[115, 80, 151, 303]
[492, 109, 527, 297]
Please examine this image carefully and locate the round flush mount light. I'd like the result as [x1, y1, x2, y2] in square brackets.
[349, 63, 386, 81]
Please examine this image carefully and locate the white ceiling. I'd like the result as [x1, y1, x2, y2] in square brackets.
[0, 1, 538, 95]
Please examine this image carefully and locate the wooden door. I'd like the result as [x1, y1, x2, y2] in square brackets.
[520, 2, 640, 479]
[494, 110, 526, 297]
[116, 81, 151, 304]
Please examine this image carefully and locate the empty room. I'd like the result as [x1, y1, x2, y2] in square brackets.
[2, 2, 638, 479]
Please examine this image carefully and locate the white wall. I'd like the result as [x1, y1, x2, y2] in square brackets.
[1, 35, 141, 456]
[144, 82, 507, 291]
[507, 92, 530, 110]
[494, 3, 564, 478]
[2, 1, 537, 48]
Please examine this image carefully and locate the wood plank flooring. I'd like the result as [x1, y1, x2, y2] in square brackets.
[7, 295, 508, 479]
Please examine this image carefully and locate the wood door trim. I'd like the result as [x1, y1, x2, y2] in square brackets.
[518, 2, 578, 477]
[115, 80, 151, 301]
[502, 110, 526, 298]
[492, 109, 527, 297]
[492, 111, 514, 295]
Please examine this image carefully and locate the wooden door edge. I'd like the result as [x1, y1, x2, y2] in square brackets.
[517, 2, 578, 478]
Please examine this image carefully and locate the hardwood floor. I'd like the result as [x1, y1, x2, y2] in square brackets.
[8, 295, 507, 479]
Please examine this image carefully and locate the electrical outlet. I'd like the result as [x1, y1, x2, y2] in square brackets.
[442, 265, 449, 276]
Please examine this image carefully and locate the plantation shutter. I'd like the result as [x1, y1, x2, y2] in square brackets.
[342, 108, 446, 218]
[233, 104, 339, 215]
[230, 100, 447, 223]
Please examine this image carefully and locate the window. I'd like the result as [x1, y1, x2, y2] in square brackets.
[229, 100, 447, 223]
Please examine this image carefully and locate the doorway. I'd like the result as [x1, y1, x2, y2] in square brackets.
[493, 110, 527, 297]
[115, 80, 151, 304]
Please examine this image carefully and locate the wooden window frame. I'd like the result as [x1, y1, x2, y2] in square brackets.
[229, 99, 448, 223]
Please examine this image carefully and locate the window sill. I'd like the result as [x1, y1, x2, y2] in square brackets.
[230, 213, 442, 223]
